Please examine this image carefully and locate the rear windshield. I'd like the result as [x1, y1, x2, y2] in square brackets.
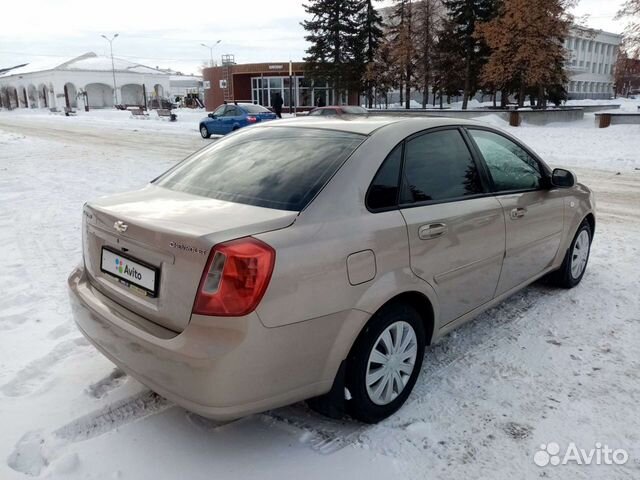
[240, 104, 270, 113]
[154, 127, 365, 211]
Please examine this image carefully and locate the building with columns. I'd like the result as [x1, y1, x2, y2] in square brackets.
[565, 28, 622, 100]
[0, 52, 171, 110]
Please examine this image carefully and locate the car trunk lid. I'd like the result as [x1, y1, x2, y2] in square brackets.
[82, 184, 297, 332]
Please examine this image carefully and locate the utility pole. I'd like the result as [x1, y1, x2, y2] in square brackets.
[101, 33, 119, 106]
[201, 40, 221, 67]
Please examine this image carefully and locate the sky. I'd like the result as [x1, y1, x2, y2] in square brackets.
[0, 0, 630, 75]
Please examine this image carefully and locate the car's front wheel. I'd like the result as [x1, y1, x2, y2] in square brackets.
[200, 125, 210, 138]
[346, 302, 426, 423]
[548, 220, 592, 288]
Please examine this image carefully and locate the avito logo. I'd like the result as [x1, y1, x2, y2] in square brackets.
[115, 258, 143, 281]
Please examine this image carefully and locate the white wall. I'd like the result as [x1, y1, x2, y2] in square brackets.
[0, 69, 170, 109]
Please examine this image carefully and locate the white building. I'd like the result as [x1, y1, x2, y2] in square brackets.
[0, 52, 171, 110]
[565, 28, 622, 100]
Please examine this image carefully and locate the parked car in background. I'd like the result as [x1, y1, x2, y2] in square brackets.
[199, 103, 277, 137]
[69, 117, 595, 424]
[307, 105, 369, 117]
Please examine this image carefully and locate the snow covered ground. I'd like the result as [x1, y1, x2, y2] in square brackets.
[0, 104, 639, 479]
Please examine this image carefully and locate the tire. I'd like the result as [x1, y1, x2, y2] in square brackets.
[345, 302, 426, 423]
[200, 125, 210, 138]
[547, 220, 592, 288]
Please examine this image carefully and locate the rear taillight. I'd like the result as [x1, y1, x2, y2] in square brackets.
[193, 237, 275, 316]
[246, 115, 257, 123]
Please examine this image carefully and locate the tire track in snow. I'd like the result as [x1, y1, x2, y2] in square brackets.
[0, 337, 90, 397]
[7, 390, 171, 476]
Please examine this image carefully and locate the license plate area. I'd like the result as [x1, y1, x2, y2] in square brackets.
[100, 247, 159, 297]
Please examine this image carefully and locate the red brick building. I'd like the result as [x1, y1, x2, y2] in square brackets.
[202, 60, 359, 111]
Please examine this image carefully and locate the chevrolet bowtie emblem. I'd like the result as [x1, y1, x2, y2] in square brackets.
[113, 220, 128, 233]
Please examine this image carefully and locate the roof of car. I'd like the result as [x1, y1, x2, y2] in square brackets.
[257, 116, 490, 136]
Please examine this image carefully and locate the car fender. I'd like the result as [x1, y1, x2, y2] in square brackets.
[553, 182, 595, 269]
[351, 266, 440, 342]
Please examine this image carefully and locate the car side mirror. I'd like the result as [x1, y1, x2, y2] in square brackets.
[551, 168, 576, 188]
[208, 113, 216, 119]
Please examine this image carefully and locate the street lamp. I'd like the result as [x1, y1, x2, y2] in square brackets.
[201, 40, 221, 67]
[101, 33, 119, 106]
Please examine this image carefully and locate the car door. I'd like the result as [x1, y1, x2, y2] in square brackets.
[466, 128, 565, 295]
[220, 105, 240, 133]
[208, 105, 226, 134]
[399, 128, 506, 324]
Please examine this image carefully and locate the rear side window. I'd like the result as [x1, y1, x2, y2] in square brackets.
[367, 145, 402, 210]
[154, 127, 364, 211]
[400, 129, 483, 204]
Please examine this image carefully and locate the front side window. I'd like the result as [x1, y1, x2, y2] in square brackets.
[154, 127, 364, 211]
[400, 129, 483, 204]
[468, 129, 542, 192]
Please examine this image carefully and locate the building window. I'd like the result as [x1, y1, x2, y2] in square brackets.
[251, 75, 335, 108]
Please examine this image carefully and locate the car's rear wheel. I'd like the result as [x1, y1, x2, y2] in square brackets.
[346, 302, 425, 423]
[548, 220, 592, 288]
[200, 125, 210, 138]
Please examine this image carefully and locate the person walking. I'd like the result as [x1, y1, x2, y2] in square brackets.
[274, 92, 284, 118]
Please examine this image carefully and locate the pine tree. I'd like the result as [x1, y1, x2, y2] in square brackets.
[476, 0, 574, 108]
[432, 17, 466, 106]
[413, 0, 442, 107]
[302, 0, 361, 104]
[355, 0, 384, 107]
[443, 0, 499, 109]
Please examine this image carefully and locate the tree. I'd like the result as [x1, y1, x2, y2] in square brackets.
[302, 0, 361, 104]
[413, 0, 442, 107]
[432, 17, 465, 106]
[476, 0, 575, 108]
[615, 45, 640, 97]
[367, 37, 396, 107]
[355, 0, 384, 107]
[616, 0, 640, 55]
[388, 0, 416, 109]
[443, 0, 499, 109]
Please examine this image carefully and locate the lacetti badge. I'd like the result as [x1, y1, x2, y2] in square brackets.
[115, 258, 142, 281]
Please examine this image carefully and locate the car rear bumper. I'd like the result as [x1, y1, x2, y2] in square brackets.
[68, 265, 368, 420]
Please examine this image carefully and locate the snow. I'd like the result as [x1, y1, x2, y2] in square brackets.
[0, 106, 639, 479]
[0, 52, 165, 79]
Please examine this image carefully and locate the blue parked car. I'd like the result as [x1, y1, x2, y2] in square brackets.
[199, 103, 277, 138]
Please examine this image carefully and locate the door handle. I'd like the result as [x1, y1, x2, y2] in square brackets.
[510, 207, 527, 219]
[418, 223, 448, 240]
